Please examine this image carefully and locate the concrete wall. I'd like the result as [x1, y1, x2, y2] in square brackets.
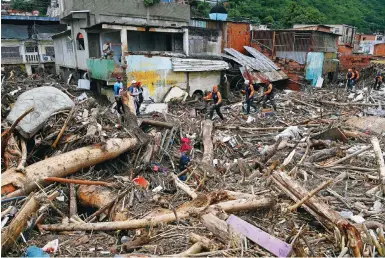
[71, 19, 89, 70]
[125, 55, 219, 102]
[60, 0, 189, 27]
[1, 40, 23, 64]
[125, 55, 186, 102]
[188, 27, 222, 57]
[53, 34, 76, 68]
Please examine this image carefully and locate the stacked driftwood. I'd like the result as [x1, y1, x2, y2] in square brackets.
[1, 74, 385, 257]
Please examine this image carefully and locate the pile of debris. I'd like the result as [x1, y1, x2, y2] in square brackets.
[1, 69, 385, 257]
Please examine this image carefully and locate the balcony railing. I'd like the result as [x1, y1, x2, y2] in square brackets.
[25, 53, 39, 63]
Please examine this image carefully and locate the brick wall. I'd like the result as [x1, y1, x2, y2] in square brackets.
[338, 45, 353, 56]
[339, 55, 372, 71]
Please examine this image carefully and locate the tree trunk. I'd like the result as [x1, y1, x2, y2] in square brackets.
[77, 185, 130, 221]
[271, 171, 362, 256]
[39, 197, 274, 232]
[1, 191, 59, 255]
[201, 213, 243, 248]
[140, 119, 174, 129]
[202, 120, 213, 165]
[2, 138, 139, 198]
[370, 137, 385, 195]
[170, 173, 198, 199]
[189, 232, 222, 250]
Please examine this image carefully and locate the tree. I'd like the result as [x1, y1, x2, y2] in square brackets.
[11, 0, 50, 15]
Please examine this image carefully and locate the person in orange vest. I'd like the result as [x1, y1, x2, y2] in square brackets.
[203, 85, 224, 120]
[262, 80, 277, 111]
[241, 80, 258, 114]
[374, 72, 383, 90]
[352, 67, 360, 87]
[346, 68, 355, 91]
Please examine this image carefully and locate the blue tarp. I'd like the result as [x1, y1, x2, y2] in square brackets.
[305, 52, 324, 86]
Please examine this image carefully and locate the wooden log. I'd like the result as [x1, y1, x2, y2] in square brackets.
[343, 130, 371, 139]
[324, 145, 372, 167]
[45, 177, 116, 188]
[52, 105, 76, 148]
[288, 179, 333, 211]
[201, 213, 241, 246]
[1, 191, 58, 254]
[308, 147, 341, 162]
[170, 173, 197, 199]
[15, 139, 27, 172]
[291, 97, 319, 109]
[1, 107, 34, 157]
[39, 197, 274, 232]
[202, 120, 213, 165]
[271, 171, 362, 256]
[370, 137, 385, 195]
[174, 242, 203, 256]
[122, 235, 152, 253]
[69, 184, 77, 218]
[140, 119, 174, 129]
[189, 232, 222, 250]
[2, 137, 139, 197]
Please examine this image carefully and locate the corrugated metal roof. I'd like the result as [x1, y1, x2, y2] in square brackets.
[172, 58, 230, 72]
[244, 46, 280, 70]
[223, 47, 288, 82]
[1, 15, 60, 21]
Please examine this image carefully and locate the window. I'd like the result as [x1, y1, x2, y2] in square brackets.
[76, 33, 85, 50]
[1, 46, 20, 58]
[376, 35, 383, 41]
[25, 42, 38, 53]
[334, 28, 340, 34]
[45, 46, 55, 56]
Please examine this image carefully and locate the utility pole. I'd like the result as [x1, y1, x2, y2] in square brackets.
[32, 21, 42, 71]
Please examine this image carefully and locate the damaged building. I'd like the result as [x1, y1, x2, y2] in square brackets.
[252, 28, 340, 89]
[52, 0, 230, 102]
[1, 15, 66, 75]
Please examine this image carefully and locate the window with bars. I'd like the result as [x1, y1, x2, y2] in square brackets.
[45, 46, 55, 56]
[25, 42, 38, 53]
[1, 46, 21, 58]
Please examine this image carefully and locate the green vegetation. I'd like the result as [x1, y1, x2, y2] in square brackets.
[10, 0, 50, 15]
[196, 0, 385, 33]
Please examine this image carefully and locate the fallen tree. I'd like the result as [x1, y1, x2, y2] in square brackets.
[2, 137, 140, 198]
[201, 120, 214, 165]
[1, 191, 59, 254]
[271, 171, 363, 256]
[39, 196, 275, 232]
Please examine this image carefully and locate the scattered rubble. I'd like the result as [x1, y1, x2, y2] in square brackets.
[1, 66, 385, 257]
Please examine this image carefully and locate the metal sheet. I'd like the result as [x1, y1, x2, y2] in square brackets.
[305, 52, 324, 86]
[244, 46, 280, 70]
[276, 51, 307, 64]
[172, 58, 229, 72]
[224, 48, 265, 71]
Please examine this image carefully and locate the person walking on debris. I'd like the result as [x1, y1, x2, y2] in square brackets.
[135, 82, 144, 115]
[113, 76, 124, 115]
[129, 80, 141, 116]
[374, 72, 383, 90]
[241, 80, 258, 114]
[203, 85, 224, 120]
[352, 67, 360, 88]
[262, 80, 277, 111]
[346, 68, 355, 91]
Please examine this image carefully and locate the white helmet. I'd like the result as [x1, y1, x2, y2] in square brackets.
[244, 80, 250, 85]
[131, 80, 137, 84]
